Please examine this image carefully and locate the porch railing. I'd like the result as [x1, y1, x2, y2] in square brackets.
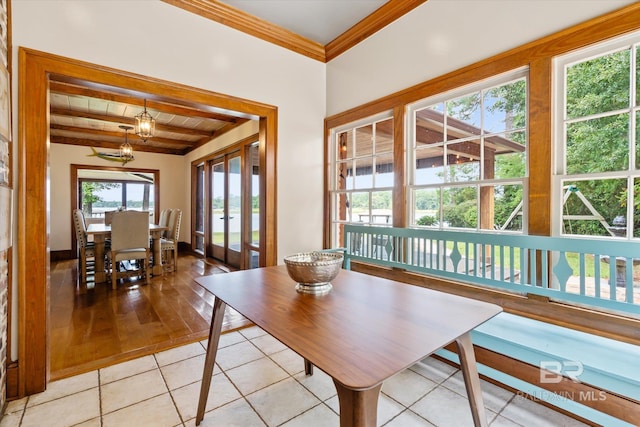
[343, 225, 640, 317]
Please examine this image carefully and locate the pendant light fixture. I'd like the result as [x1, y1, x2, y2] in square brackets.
[119, 125, 135, 164]
[135, 99, 155, 142]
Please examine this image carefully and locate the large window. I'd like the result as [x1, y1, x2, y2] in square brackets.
[79, 170, 156, 223]
[408, 71, 528, 232]
[554, 31, 640, 239]
[329, 114, 394, 247]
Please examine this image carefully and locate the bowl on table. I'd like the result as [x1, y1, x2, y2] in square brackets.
[283, 251, 344, 295]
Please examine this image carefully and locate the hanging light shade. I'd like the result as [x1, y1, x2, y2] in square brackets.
[135, 99, 155, 142]
[119, 125, 135, 164]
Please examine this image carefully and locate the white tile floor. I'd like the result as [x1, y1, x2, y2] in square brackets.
[1, 326, 590, 427]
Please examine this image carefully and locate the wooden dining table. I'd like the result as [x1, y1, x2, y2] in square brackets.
[194, 265, 502, 427]
[86, 223, 168, 283]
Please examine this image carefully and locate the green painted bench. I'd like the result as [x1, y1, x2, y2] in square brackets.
[339, 225, 640, 426]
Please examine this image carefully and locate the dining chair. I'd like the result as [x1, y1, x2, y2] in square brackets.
[104, 210, 118, 225]
[161, 209, 182, 272]
[158, 208, 171, 238]
[73, 209, 95, 283]
[109, 210, 150, 290]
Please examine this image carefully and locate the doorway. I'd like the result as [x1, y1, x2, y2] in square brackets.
[17, 48, 278, 397]
[210, 152, 242, 267]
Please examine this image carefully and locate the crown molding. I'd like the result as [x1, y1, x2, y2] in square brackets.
[162, 0, 427, 63]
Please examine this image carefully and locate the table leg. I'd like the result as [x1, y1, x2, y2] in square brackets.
[196, 297, 227, 425]
[333, 380, 381, 427]
[151, 230, 164, 276]
[304, 358, 314, 375]
[94, 234, 106, 283]
[455, 332, 489, 427]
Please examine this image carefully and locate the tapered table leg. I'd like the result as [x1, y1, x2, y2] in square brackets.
[196, 298, 227, 425]
[455, 332, 488, 427]
[333, 380, 382, 427]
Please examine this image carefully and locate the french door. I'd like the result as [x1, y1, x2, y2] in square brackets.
[203, 142, 262, 269]
[210, 151, 242, 267]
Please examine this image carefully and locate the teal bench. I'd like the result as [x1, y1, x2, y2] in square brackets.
[340, 225, 640, 426]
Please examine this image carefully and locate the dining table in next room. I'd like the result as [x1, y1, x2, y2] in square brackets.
[86, 222, 168, 283]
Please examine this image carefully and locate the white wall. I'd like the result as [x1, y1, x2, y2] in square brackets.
[326, 0, 637, 116]
[49, 144, 185, 251]
[12, 0, 327, 262]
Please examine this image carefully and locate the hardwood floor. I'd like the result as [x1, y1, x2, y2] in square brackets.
[49, 253, 252, 381]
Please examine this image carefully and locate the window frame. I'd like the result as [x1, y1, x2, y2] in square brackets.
[552, 30, 640, 239]
[406, 69, 529, 233]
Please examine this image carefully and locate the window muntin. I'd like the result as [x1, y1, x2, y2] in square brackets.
[408, 71, 528, 232]
[555, 31, 640, 239]
[330, 115, 394, 247]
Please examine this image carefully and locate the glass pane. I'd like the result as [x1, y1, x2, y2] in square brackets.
[636, 110, 640, 170]
[337, 161, 353, 190]
[195, 164, 205, 233]
[354, 157, 373, 189]
[562, 179, 627, 237]
[249, 143, 260, 247]
[334, 192, 351, 222]
[85, 182, 122, 219]
[415, 104, 445, 147]
[566, 49, 630, 119]
[249, 250, 260, 269]
[126, 183, 153, 217]
[634, 177, 640, 238]
[228, 155, 242, 253]
[375, 118, 393, 154]
[446, 140, 480, 182]
[415, 145, 444, 185]
[351, 192, 370, 223]
[489, 131, 526, 179]
[483, 78, 527, 134]
[211, 161, 225, 245]
[337, 129, 352, 160]
[492, 184, 523, 231]
[371, 191, 392, 224]
[566, 114, 629, 174]
[414, 188, 440, 227]
[195, 235, 204, 253]
[374, 153, 394, 188]
[446, 92, 481, 135]
[354, 124, 373, 157]
[443, 186, 478, 229]
[637, 45, 640, 107]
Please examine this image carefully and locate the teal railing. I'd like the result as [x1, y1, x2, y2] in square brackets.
[343, 225, 640, 317]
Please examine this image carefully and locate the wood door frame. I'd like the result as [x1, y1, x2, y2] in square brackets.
[17, 47, 278, 396]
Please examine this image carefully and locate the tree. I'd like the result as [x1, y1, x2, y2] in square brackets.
[81, 182, 118, 215]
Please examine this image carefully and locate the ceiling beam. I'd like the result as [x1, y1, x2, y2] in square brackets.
[50, 136, 182, 155]
[50, 107, 215, 137]
[50, 124, 194, 147]
[49, 81, 241, 123]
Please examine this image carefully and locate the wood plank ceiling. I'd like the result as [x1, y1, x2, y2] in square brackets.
[49, 76, 249, 156]
[49, 0, 427, 156]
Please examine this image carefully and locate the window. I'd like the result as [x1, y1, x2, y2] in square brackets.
[79, 171, 155, 222]
[554, 31, 640, 238]
[408, 71, 528, 232]
[329, 114, 394, 247]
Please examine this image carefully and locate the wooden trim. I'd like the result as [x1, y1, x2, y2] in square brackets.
[528, 57, 552, 236]
[392, 106, 405, 228]
[325, 3, 640, 129]
[325, 0, 427, 62]
[17, 47, 277, 397]
[5, 361, 18, 401]
[50, 250, 74, 262]
[162, 0, 427, 63]
[161, 0, 325, 62]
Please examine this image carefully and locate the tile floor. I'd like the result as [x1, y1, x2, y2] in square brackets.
[1, 326, 589, 427]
